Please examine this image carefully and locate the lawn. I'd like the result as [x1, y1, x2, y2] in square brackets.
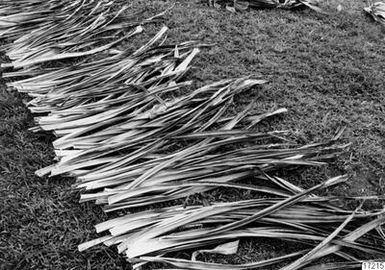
[1, 0, 385, 269]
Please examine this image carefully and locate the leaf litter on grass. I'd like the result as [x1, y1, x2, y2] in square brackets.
[1, 0, 385, 269]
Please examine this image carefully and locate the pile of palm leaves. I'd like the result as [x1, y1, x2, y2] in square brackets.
[1, 0, 385, 269]
[364, 1, 385, 25]
[208, 0, 324, 13]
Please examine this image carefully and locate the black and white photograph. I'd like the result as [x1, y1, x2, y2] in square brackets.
[0, 0, 384, 269]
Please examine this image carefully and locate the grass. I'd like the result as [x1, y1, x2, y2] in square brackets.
[1, 0, 385, 269]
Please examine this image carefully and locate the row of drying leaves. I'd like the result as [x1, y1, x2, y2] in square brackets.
[1, 0, 385, 269]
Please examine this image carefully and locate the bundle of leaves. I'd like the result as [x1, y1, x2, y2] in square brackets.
[80, 175, 385, 270]
[208, 0, 324, 13]
[364, 1, 385, 25]
[0, 0, 167, 72]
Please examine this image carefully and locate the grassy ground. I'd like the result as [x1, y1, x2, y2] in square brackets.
[1, 0, 385, 269]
